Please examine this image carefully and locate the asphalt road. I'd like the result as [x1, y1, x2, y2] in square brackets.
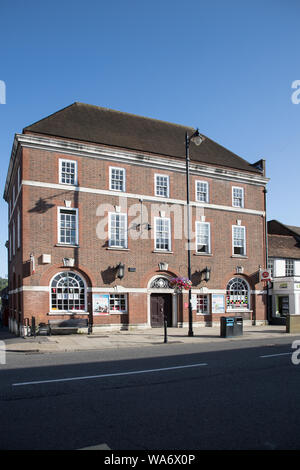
[0, 336, 300, 450]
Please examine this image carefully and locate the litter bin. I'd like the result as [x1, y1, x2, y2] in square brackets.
[234, 316, 243, 336]
[220, 317, 235, 337]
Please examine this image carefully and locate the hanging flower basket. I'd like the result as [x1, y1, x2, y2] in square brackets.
[169, 277, 192, 291]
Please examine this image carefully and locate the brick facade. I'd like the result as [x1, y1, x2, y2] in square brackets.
[4, 105, 269, 334]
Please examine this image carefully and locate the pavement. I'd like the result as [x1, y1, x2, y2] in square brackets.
[0, 323, 297, 353]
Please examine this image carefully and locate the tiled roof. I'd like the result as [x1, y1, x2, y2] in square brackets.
[23, 102, 263, 174]
[268, 220, 300, 259]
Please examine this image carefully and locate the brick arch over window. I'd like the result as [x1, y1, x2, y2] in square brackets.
[39, 264, 94, 288]
[140, 267, 179, 289]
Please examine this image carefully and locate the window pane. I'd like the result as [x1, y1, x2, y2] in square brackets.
[51, 272, 85, 311]
[60, 160, 76, 185]
[196, 182, 208, 202]
[196, 222, 210, 253]
[233, 226, 245, 255]
[285, 259, 294, 276]
[59, 209, 77, 245]
[233, 187, 244, 207]
[197, 295, 208, 313]
[155, 175, 169, 197]
[155, 218, 170, 250]
[226, 277, 249, 309]
[110, 168, 125, 191]
[109, 213, 127, 247]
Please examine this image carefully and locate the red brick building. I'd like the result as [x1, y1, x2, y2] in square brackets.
[4, 103, 269, 334]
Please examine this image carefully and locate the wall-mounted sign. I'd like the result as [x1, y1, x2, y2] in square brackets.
[212, 294, 225, 314]
[279, 283, 288, 289]
[93, 294, 109, 314]
[259, 269, 272, 282]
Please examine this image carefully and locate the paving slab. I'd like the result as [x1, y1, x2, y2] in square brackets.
[0, 324, 297, 354]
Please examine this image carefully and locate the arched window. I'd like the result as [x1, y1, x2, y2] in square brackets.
[226, 277, 250, 310]
[50, 272, 86, 312]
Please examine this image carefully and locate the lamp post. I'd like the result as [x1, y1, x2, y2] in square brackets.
[185, 129, 204, 337]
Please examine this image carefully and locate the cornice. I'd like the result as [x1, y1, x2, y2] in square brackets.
[4, 133, 269, 201]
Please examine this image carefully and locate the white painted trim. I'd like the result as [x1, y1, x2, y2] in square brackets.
[59, 158, 78, 186]
[57, 206, 79, 246]
[108, 211, 128, 248]
[232, 224, 246, 256]
[195, 180, 209, 203]
[154, 216, 172, 251]
[232, 186, 244, 208]
[154, 173, 170, 198]
[195, 220, 211, 254]
[21, 179, 266, 217]
[8, 285, 267, 295]
[49, 270, 87, 313]
[109, 166, 126, 192]
[4, 134, 269, 203]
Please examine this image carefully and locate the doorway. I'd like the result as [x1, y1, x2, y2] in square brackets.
[150, 294, 172, 328]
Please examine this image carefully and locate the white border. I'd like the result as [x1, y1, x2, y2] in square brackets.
[232, 224, 246, 256]
[49, 271, 87, 314]
[195, 221, 211, 254]
[59, 158, 78, 185]
[109, 166, 126, 192]
[232, 186, 244, 208]
[57, 206, 79, 246]
[195, 180, 209, 203]
[154, 216, 171, 251]
[155, 173, 170, 198]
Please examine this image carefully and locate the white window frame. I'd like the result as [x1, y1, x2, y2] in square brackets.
[232, 225, 246, 256]
[285, 259, 294, 277]
[49, 271, 87, 313]
[109, 294, 128, 314]
[226, 277, 250, 311]
[232, 186, 244, 208]
[108, 212, 128, 249]
[195, 221, 211, 254]
[109, 167, 126, 192]
[154, 216, 171, 251]
[57, 207, 79, 246]
[196, 294, 209, 315]
[195, 180, 209, 203]
[59, 159, 78, 185]
[155, 174, 170, 198]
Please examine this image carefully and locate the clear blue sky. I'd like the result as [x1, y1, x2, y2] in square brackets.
[0, 0, 299, 278]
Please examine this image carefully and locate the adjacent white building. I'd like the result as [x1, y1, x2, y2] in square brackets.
[268, 220, 300, 323]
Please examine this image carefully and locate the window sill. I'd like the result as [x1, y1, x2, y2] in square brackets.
[48, 312, 89, 315]
[55, 243, 79, 248]
[231, 255, 248, 259]
[106, 247, 130, 251]
[226, 309, 252, 313]
[152, 250, 174, 254]
[194, 252, 213, 257]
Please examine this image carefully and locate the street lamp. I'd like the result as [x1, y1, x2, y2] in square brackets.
[185, 129, 204, 337]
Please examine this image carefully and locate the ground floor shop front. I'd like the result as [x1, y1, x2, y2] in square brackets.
[8, 269, 267, 335]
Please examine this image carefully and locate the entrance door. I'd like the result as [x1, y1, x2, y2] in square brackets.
[150, 294, 172, 328]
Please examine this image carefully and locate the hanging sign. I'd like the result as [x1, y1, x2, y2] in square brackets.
[259, 269, 272, 282]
